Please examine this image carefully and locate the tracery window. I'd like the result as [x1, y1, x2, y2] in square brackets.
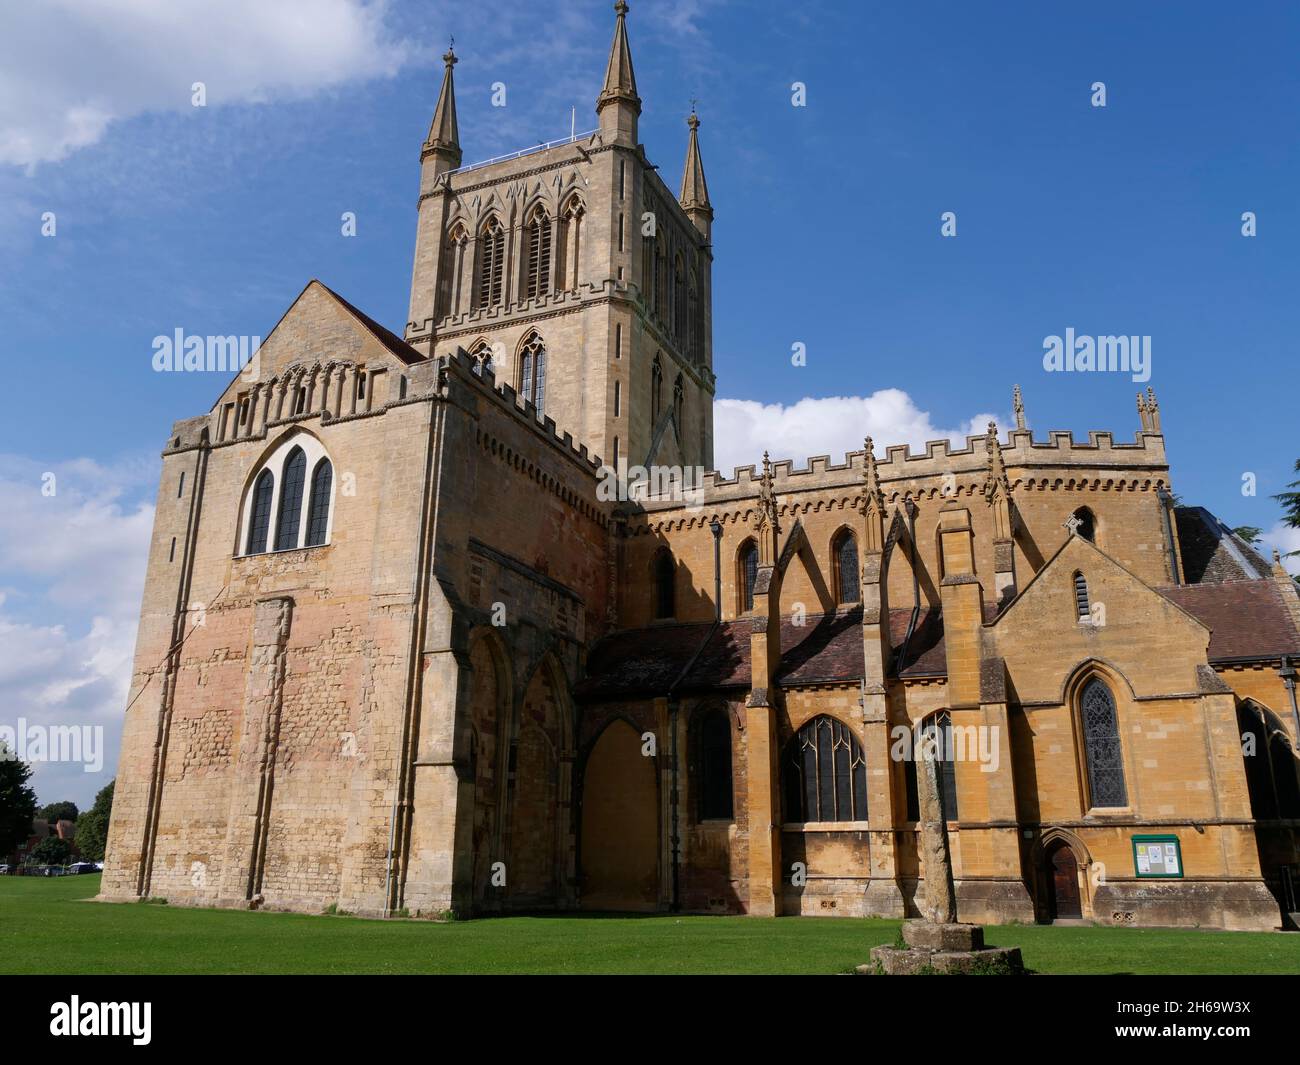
[1081, 678, 1127, 808]
[519, 333, 547, 416]
[834, 528, 860, 604]
[782, 715, 867, 823]
[239, 434, 334, 556]
[738, 539, 758, 612]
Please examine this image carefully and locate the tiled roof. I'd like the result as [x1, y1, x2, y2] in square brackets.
[319, 282, 427, 366]
[1159, 580, 1300, 662]
[1175, 506, 1273, 583]
[576, 607, 947, 700]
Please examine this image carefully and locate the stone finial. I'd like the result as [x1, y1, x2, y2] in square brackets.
[1012, 385, 1024, 430]
[1146, 386, 1161, 433]
[860, 436, 884, 516]
[983, 421, 1009, 506]
[754, 450, 779, 534]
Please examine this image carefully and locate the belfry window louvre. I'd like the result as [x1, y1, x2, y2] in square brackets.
[783, 716, 868, 823]
[477, 218, 505, 308]
[1081, 678, 1127, 808]
[1074, 572, 1090, 619]
[525, 208, 552, 300]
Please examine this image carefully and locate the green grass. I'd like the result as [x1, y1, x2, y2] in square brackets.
[3, 874, 1297, 975]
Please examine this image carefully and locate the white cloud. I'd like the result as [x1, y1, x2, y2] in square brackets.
[0, 454, 155, 807]
[1260, 522, 1300, 577]
[0, 0, 413, 168]
[712, 390, 1007, 476]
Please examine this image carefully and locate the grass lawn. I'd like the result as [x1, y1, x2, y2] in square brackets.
[3, 874, 1297, 975]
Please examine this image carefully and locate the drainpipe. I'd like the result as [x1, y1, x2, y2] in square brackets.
[1156, 486, 1181, 586]
[663, 519, 725, 912]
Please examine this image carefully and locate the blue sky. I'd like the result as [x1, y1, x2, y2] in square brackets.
[1, 0, 1297, 806]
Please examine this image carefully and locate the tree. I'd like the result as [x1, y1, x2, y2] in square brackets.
[0, 742, 38, 858]
[75, 780, 114, 863]
[1274, 459, 1300, 558]
[1232, 526, 1264, 545]
[38, 801, 79, 825]
[29, 836, 71, 867]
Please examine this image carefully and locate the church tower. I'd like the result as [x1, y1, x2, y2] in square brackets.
[405, 2, 715, 474]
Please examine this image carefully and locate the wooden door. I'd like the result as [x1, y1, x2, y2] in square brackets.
[1047, 843, 1082, 919]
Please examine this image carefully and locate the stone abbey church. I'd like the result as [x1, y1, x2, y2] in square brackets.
[104, 4, 1300, 931]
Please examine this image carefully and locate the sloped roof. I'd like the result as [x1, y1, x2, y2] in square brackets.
[317, 282, 426, 366]
[576, 607, 947, 701]
[1175, 505, 1273, 583]
[1158, 581, 1300, 661]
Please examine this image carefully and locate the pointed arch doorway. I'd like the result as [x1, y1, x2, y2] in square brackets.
[1045, 840, 1083, 920]
[579, 719, 659, 911]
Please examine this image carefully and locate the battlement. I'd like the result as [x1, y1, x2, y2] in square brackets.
[439, 349, 606, 480]
[633, 424, 1169, 514]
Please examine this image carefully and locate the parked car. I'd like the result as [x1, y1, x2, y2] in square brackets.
[68, 862, 98, 875]
[0, 864, 9, 874]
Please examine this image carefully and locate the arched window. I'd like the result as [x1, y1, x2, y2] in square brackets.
[305, 459, 333, 547]
[1080, 678, 1127, 808]
[833, 529, 860, 604]
[651, 357, 663, 424]
[274, 446, 307, 551]
[439, 223, 468, 317]
[673, 254, 686, 339]
[1073, 572, 1090, 620]
[904, 711, 959, 822]
[653, 548, 675, 619]
[641, 209, 655, 307]
[739, 539, 758, 612]
[561, 197, 583, 290]
[476, 216, 505, 309]
[655, 242, 666, 315]
[694, 708, 733, 821]
[1241, 701, 1300, 820]
[1071, 506, 1096, 543]
[673, 374, 684, 425]
[782, 715, 867, 823]
[524, 205, 552, 300]
[246, 469, 274, 554]
[519, 333, 547, 416]
[469, 340, 495, 377]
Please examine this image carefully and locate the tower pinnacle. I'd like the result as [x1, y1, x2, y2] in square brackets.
[679, 110, 713, 235]
[596, 1, 640, 140]
[424, 43, 461, 173]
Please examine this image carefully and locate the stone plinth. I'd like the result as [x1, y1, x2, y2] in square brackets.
[858, 920, 1024, 975]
